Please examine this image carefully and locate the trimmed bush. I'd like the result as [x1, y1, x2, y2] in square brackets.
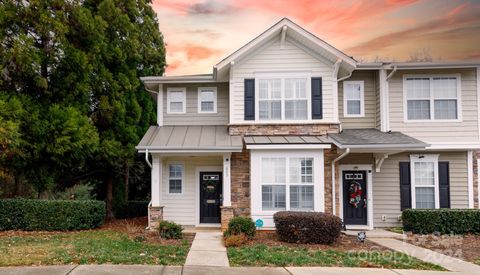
[0, 199, 105, 231]
[224, 233, 248, 247]
[274, 211, 342, 244]
[158, 220, 183, 239]
[402, 209, 480, 234]
[224, 216, 256, 239]
[114, 200, 149, 219]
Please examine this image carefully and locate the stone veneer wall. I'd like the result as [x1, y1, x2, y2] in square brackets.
[227, 124, 342, 222]
[324, 147, 341, 215]
[229, 124, 340, 136]
[148, 206, 164, 230]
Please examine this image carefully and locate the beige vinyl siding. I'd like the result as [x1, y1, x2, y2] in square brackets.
[230, 38, 334, 123]
[375, 71, 381, 129]
[340, 151, 469, 227]
[163, 83, 229, 126]
[339, 71, 377, 129]
[388, 69, 479, 143]
[161, 156, 222, 225]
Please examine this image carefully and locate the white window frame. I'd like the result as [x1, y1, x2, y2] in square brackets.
[197, 87, 217, 114]
[166, 87, 186, 114]
[250, 150, 324, 221]
[254, 72, 312, 123]
[167, 162, 184, 195]
[410, 154, 440, 209]
[343, 80, 365, 117]
[403, 74, 462, 123]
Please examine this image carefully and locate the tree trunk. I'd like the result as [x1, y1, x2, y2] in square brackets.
[124, 160, 129, 202]
[14, 174, 22, 197]
[105, 176, 114, 220]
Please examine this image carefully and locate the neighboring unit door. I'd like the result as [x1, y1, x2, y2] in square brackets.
[342, 170, 368, 225]
[200, 172, 223, 223]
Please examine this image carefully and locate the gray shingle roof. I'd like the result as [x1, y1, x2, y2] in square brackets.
[329, 129, 427, 149]
[244, 135, 330, 144]
[136, 126, 243, 152]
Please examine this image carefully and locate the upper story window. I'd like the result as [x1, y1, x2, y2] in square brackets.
[167, 88, 186, 114]
[343, 81, 364, 117]
[404, 75, 461, 121]
[198, 87, 217, 113]
[256, 74, 310, 121]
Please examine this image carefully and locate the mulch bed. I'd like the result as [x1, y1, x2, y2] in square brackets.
[0, 217, 195, 246]
[402, 233, 480, 263]
[246, 231, 391, 252]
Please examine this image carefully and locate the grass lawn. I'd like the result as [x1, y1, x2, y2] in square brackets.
[227, 244, 444, 270]
[0, 218, 191, 266]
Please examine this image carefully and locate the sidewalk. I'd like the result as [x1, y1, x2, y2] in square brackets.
[0, 265, 463, 275]
[184, 231, 229, 267]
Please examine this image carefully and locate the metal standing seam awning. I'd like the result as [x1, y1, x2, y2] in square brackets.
[136, 126, 243, 153]
[243, 135, 332, 149]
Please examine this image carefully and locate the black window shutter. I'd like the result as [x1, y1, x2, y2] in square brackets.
[438, 162, 451, 208]
[399, 162, 412, 210]
[244, 79, 255, 120]
[311, 77, 323, 119]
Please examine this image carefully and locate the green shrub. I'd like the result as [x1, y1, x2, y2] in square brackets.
[224, 216, 256, 239]
[402, 209, 480, 234]
[274, 211, 342, 244]
[0, 199, 105, 231]
[158, 220, 183, 239]
[114, 200, 149, 219]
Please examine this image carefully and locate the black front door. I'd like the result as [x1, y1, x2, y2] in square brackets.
[200, 172, 222, 223]
[343, 170, 367, 225]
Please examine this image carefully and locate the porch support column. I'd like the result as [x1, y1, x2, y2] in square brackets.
[223, 153, 232, 206]
[149, 154, 163, 230]
[151, 154, 162, 206]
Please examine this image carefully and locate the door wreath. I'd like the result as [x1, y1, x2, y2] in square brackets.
[349, 181, 363, 208]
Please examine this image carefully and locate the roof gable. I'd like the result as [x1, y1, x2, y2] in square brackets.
[214, 18, 357, 80]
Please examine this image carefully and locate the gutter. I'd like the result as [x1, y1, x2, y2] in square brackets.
[331, 148, 350, 216]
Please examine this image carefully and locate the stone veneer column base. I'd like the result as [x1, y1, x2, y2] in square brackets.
[220, 206, 234, 232]
[148, 206, 164, 230]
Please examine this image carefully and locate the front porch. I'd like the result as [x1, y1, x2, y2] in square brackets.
[135, 125, 243, 230]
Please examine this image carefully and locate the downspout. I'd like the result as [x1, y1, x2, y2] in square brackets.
[336, 70, 353, 132]
[145, 148, 152, 229]
[331, 148, 350, 216]
[383, 65, 397, 132]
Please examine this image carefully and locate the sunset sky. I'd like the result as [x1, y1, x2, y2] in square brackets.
[151, 0, 480, 76]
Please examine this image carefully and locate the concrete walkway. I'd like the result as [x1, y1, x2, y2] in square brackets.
[184, 231, 229, 267]
[0, 265, 466, 275]
[370, 238, 480, 274]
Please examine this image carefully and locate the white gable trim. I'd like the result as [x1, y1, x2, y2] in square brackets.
[215, 18, 356, 74]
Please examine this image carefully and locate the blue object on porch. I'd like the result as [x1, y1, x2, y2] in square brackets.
[255, 219, 264, 228]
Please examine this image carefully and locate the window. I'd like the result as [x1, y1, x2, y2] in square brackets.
[404, 76, 460, 121]
[167, 88, 186, 114]
[198, 87, 217, 113]
[168, 164, 183, 194]
[343, 81, 364, 117]
[260, 156, 314, 211]
[410, 155, 439, 209]
[257, 75, 309, 121]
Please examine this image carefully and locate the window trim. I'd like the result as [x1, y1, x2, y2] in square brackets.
[197, 87, 217, 114]
[410, 154, 440, 209]
[167, 162, 184, 195]
[250, 150, 324, 217]
[254, 72, 312, 123]
[402, 74, 462, 123]
[166, 87, 186, 114]
[343, 80, 365, 118]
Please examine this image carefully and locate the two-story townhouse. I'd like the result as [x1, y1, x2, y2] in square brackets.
[137, 18, 480, 230]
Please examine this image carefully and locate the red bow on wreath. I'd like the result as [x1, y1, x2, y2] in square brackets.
[349, 182, 363, 208]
